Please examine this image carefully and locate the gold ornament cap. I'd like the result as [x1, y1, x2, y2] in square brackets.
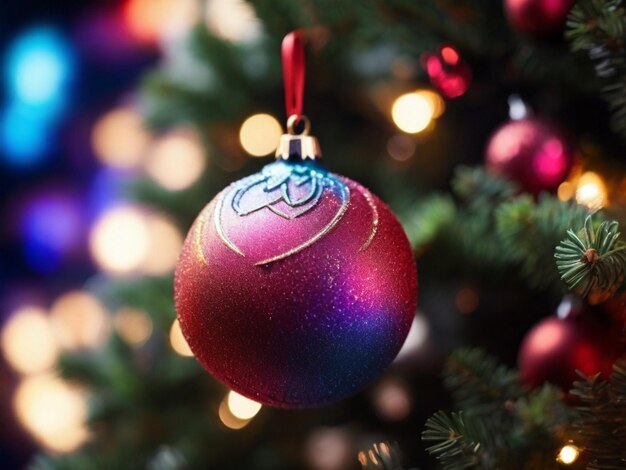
[275, 115, 322, 161]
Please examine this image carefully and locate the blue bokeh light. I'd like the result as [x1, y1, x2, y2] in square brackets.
[5, 26, 74, 113]
[20, 192, 84, 273]
[0, 25, 75, 166]
[0, 103, 51, 166]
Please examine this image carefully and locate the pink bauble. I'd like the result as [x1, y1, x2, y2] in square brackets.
[518, 314, 622, 391]
[174, 160, 418, 408]
[505, 0, 575, 35]
[485, 118, 575, 194]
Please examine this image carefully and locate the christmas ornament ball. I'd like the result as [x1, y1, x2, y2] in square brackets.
[174, 160, 418, 408]
[518, 314, 622, 391]
[485, 118, 575, 194]
[504, 0, 575, 35]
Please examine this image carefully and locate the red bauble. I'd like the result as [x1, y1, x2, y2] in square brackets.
[504, 0, 575, 36]
[485, 118, 575, 194]
[422, 45, 472, 99]
[518, 313, 622, 391]
[174, 160, 417, 408]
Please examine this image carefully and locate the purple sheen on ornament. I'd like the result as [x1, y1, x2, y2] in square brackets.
[485, 118, 575, 194]
[174, 160, 417, 408]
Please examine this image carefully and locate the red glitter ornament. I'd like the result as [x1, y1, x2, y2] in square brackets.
[174, 33, 418, 408]
[422, 45, 472, 99]
[518, 301, 623, 391]
[485, 118, 575, 194]
[504, 0, 575, 36]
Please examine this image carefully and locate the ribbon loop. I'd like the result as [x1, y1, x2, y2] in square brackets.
[282, 30, 305, 120]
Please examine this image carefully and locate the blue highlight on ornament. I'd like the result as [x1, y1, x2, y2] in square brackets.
[0, 25, 75, 167]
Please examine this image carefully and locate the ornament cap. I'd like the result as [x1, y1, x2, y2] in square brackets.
[275, 115, 322, 161]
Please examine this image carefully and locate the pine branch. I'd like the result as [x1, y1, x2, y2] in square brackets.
[567, 0, 626, 138]
[555, 216, 626, 303]
[424, 349, 574, 469]
[422, 411, 498, 469]
[571, 358, 626, 469]
[496, 195, 588, 289]
[443, 348, 524, 412]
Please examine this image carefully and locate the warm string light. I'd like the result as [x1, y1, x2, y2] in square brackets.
[227, 391, 262, 420]
[50, 291, 110, 350]
[92, 107, 151, 169]
[391, 89, 444, 135]
[1, 306, 59, 375]
[123, 0, 176, 44]
[204, 0, 261, 44]
[575, 171, 608, 212]
[372, 379, 411, 421]
[89, 206, 150, 274]
[169, 319, 194, 357]
[557, 444, 580, 465]
[89, 206, 183, 276]
[13, 374, 89, 453]
[239, 113, 283, 157]
[114, 307, 153, 346]
[145, 129, 206, 191]
[218, 391, 262, 429]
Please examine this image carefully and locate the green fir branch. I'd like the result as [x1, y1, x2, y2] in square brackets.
[567, 0, 626, 138]
[555, 216, 626, 302]
[571, 358, 626, 469]
[443, 348, 524, 412]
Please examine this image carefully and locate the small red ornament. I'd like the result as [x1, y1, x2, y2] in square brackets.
[485, 118, 575, 194]
[504, 0, 575, 36]
[422, 45, 472, 99]
[518, 301, 623, 391]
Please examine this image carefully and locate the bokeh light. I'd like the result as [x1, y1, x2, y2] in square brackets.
[575, 171, 607, 212]
[140, 214, 184, 275]
[205, 0, 262, 44]
[89, 206, 183, 276]
[391, 92, 435, 134]
[145, 130, 206, 191]
[1, 306, 59, 375]
[395, 316, 429, 361]
[0, 103, 51, 166]
[89, 205, 150, 274]
[92, 107, 151, 169]
[49, 291, 110, 350]
[387, 134, 416, 162]
[20, 192, 83, 273]
[169, 319, 194, 357]
[557, 444, 580, 465]
[218, 397, 250, 430]
[239, 113, 283, 157]
[557, 181, 576, 202]
[372, 379, 411, 421]
[5, 26, 73, 111]
[227, 391, 262, 420]
[455, 287, 479, 314]
[14, 374, 89, 453]
[114, 307, 153, 346]
[123, 0, 175, 44]
[306, 427, 354, 470]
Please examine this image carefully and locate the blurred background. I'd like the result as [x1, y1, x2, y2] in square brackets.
[1, 0, 625, 469]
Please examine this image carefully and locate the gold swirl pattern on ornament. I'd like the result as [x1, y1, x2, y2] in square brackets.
[254, 182, 350, 266]
[214, 188, 245, 258]
[356, 184, 379, 252]
[193, 207, 209, 265]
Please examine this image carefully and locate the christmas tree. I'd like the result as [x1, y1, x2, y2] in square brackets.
[2, 0, 626, 469]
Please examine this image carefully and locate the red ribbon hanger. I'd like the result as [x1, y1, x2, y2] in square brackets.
[282, 30, 305, 121]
